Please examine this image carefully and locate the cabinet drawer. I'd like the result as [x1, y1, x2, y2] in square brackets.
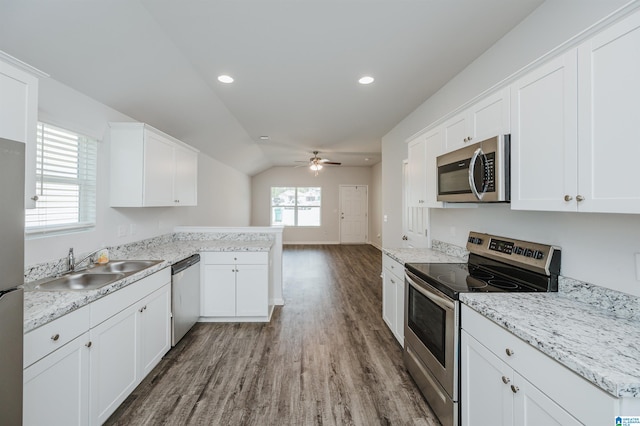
[202, 251, 268, 265]
[24, 304, 90, 368]
[461, 304, 617, 425]
[90, 268, 170, 328]
[382, 254, 404, 278]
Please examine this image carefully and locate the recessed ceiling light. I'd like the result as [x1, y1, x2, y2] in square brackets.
[218, 75, 234, 84]
[364, 158, 370, 161]
[358, 76, 374, 85]
[259, 136, 270, 140]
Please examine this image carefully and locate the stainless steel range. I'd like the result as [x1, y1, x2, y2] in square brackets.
[403, 231, 561, 426]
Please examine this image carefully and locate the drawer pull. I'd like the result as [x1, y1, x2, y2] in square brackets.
[85, 341, 92, 348]
[51, 334, 60, 341]
[501, 376, 510, 384]
[510, 384, 519, 394]
[505, 348, 515, 356]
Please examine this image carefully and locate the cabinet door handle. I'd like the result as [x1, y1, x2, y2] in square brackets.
[31, 195, 39, 201]
[501, 376, 510, 384]
[51, 333, 60, 341]
[85, 341, 92, 348]
[390, 279, 395, 284]
[505, 348, 514, 356]
[564, 195, 573, 202]
[139, 307, 144, 313]
[576, 195, 585, 202]
[510, 384, 519, 394]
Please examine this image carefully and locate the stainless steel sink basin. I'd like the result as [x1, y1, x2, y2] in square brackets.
[36, 272, 125, 291]
[34, 259, 163, 291]
[88, 260, 162, 274]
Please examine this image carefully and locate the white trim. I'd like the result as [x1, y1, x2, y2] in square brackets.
[174, 226, 283, 234]
[283, 241, 340, 245]
[0, 50, 49, 78]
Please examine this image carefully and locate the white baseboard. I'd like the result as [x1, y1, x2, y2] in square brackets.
[283, 241, 340, 245]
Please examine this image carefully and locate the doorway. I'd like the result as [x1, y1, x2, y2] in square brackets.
[339, 185, 368, 244]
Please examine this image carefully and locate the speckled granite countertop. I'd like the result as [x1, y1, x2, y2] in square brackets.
[24, 240, 272, 333]
[461, 292, 640, 398]
[382, 247, 466, 265]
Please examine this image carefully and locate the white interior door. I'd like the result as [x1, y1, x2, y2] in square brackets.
[403, 160, 430, 248]
[340, 185, 368, 244]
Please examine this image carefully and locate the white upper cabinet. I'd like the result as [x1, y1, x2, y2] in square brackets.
[109, 122, 198, 207]
[512, 9, 640, 214]
[407, 135, 427, 207]
[577, 10, 640, 214]
[0, 55, 40, 208]
[443, 88, 510, 153]
[510, 51, 579, 212]
[424, 127, 444, 208]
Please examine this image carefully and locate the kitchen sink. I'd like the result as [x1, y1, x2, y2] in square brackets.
[88, 260, 162, 274]
[34, 260, 163, 291]
[36, 272, 125, 291]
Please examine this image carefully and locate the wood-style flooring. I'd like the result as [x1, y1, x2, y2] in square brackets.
[105, 244, 439, 426]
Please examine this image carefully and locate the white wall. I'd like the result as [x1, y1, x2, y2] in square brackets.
[369, 161, 382, 250]
[382, 0, 640, 296]
[251, 166, 374, 244]
[26, 77, 251, 266]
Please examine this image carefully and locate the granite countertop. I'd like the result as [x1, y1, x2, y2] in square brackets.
[24, 240, 272, 333]
[383, 247, 466, 264]
[461, 292, 640, 399]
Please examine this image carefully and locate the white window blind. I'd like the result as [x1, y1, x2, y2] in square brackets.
[25, 122, 98, 235]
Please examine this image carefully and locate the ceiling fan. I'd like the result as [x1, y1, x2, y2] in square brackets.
[296, 151, 342, 175]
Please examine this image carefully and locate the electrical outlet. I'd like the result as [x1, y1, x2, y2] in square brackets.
[130, 224, 137, 235]
[635, 253, 640, 281]
[383, 215, 388, 223]
[117, 225, 127, 237]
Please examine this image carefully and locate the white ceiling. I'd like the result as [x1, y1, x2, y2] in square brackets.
[0, 0, 543, 176]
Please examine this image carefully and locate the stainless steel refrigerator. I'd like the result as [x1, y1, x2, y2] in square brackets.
[0, 137, 25, 425]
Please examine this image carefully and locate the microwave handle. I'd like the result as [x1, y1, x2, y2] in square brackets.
[469, 147, 485, 200]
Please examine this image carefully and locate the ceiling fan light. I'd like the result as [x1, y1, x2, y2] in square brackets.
[310, 164, 323, 171]
[358, 76, 374, 85]
[217, 75, 234, 83]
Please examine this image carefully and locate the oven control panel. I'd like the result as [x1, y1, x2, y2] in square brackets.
[466, 231, 561, 276]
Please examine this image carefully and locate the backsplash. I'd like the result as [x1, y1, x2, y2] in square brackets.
[559, 276, 640, 322]
[431, 239, 469, 260]
[430, 238, 640, 321]
[24, 231, 275, 283]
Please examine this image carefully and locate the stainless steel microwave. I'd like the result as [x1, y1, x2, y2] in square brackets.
[436, 134, 510, 203]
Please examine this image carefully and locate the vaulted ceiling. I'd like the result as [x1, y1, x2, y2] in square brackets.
[0, 0, 543, 175]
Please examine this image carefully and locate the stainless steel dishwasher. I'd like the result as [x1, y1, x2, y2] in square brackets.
[171, 254, 200, 346]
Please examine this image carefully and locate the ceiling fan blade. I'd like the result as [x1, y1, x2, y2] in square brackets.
[322, 161, 341, 165]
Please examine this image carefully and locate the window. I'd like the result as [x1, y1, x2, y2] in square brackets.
[271, 187, 321, 226]
[25, 122, 98, 235]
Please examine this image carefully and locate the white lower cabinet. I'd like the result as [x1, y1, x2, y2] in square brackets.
[382, 254, 404, 345]
[461, 304, 618, 426]
[23, 332, 91, 426]
[89, 303, 139, 425]
[23, 268, 171, 426]
[461, 330, 580, 426]
[200, 251, 270, 321]
[90, 280, 171, 425]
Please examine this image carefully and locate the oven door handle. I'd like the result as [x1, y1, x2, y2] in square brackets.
[468, 147, 487, 201]
[405, 272, 454, 311]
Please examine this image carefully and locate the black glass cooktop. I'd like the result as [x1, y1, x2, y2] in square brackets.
[405, 254, 556, 300]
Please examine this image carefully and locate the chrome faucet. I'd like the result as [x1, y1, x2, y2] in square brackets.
[67, 247, 106, 272]
[67, 248, 75, 272]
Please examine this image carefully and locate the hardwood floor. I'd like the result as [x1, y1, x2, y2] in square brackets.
[105, 245, 439, 426]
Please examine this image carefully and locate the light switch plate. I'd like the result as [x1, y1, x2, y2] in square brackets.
[635, 253, 640, 281]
